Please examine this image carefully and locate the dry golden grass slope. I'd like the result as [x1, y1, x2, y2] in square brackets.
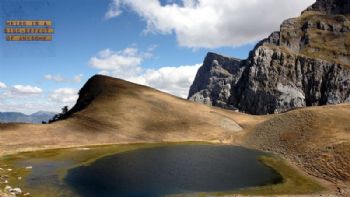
[0, 75, 350, 191]
[244, 104, 350, 185]
[0, 75, 265, 156]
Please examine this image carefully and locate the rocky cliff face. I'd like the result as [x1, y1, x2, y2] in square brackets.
[188, 52, 243, 110]
[188, 0, 350, 115]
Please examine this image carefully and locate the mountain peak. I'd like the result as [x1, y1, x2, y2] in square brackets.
[31, 111, 55, 116]
[50, 75, 152, 122]
[204, 52, 241, 63]
[306, 0, 350, 15]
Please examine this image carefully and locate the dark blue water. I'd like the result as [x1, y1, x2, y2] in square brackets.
[65, 145, 282, 197]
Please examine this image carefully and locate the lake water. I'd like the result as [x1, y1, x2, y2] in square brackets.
[64, 145, 282, 197]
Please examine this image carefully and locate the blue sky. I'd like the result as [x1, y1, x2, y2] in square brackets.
[0, 0, 314, 114]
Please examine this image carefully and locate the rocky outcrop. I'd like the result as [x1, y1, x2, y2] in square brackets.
[188, 52, 243, 110]
[305, 0, 350, 15]
[188, 0, 350, 115]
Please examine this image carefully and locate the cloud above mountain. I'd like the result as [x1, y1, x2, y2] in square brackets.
[106, 0, 315, 48]
[128, 64, 201, 98]
[50, 88, 78, 104]
[89, 48, 144, 78]
[90, 47, 200, 98]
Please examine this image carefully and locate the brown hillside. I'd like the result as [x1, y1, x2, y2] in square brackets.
[0, 75, 263, 156]
[244, 104, 350, 184]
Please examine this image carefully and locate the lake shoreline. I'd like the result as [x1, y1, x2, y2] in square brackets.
[0, 142, 328, 197]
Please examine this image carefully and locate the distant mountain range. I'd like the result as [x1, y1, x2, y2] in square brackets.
[0, 111, 56, 123]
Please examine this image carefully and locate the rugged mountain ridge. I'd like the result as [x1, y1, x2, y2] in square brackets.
[188, 0, 350, 115]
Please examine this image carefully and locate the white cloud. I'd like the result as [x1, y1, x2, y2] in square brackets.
[45, 74, 65, 82]
[89, 47, 154, 78]
[106, 0, 315, 48]
[45, 74, 84, 83]
[132, 64, 201, 98]
[50, 88, 78, 104]
[0, 82, 7, 89]
[12, 85, 43, 95]
[73, 74, 84, 83]
[90, 47, 199, 98]
[0, 101, 59, 114]
[0, 85, 62, 114]
[0, 86, 78, 114]
[101, 64, 201, 98]
[105, 0, 122, 19]
[89, 48, 142, 71]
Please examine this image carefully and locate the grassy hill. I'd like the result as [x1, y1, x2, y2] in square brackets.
[0, 75, 263, 155]
[244, 104, 350, 185]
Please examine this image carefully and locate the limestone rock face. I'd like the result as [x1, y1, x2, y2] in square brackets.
[231, 46, 350, 114]
[188, 52, 242, 110]
[188, 0, 350, 115]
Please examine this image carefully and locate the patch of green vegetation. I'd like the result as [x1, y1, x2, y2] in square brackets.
[232, 156, 324, 195]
